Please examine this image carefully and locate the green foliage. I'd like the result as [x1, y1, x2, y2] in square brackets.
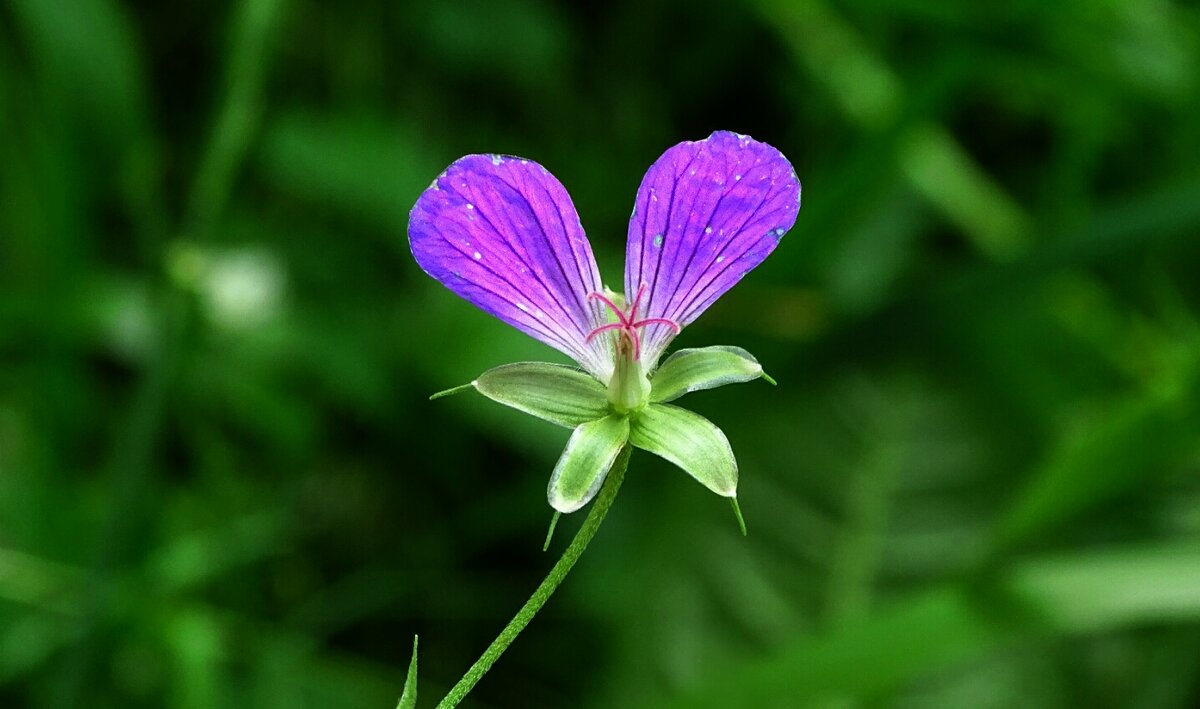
[2, 0, 1199, 707]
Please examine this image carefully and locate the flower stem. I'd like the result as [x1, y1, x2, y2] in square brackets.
[435, 445, 632, 708]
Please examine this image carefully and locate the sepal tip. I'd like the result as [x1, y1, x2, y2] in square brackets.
[430, 382, 476, 400]
[542, 511, 562, 552]
[730, 498, 748, 536]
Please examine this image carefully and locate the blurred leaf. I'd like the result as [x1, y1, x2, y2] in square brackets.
[898, 123, 1032, 260]
[995, 383, 1198, 552]
[663, 542, 1200, 707]
[7, 0, 148, 143]
[145, 509, 294, 592]
[188, 0, 286, 229]
[418, 0, 569, 87]
[257, 112, 441, 231]
[1006, 543, 1200, 632]
[661, 587, 1016, 708]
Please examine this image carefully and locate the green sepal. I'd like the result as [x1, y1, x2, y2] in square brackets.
[396, 635, 418, 709]
[547, 414, 630, 513]
[630, 403, 738, 497]
[435, 362, 609, 429]
[649, 346, 771, 403]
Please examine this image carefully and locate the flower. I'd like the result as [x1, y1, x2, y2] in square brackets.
[409, 131, 801, 517]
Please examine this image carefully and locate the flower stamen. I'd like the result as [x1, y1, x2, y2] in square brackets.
[585, 283, 680, 361]
[586, 292, 631, 327]
[631, 317, 682, 334]
[584, 322, 625, 342]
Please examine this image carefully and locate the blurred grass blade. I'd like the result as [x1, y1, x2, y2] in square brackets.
[663, 587, 1014, 707]
[994, 387, 1198, 552]
[665, 542, 1200, 707]
[258, 112, 441, 231]
[1006, 544, 1200, 632]
[397, 636, 418, 709]
[187, 0, 286, 229]
[7, 0, 149, 143]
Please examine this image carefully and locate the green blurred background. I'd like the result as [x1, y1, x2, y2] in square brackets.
[3, 0, 1200, 707]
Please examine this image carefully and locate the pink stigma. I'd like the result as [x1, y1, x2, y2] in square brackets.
[585, 284, 681, 361]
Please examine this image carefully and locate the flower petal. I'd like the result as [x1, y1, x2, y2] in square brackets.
[547, 415, 630, 513]
[625, 131, 801, 365]
[409, 154, 614, 380]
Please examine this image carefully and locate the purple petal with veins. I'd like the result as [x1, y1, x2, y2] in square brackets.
[409, 154, 614, 380]
[625, 131, 801, 366]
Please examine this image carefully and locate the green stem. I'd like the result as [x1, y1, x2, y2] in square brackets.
[435, 445, 632, 708]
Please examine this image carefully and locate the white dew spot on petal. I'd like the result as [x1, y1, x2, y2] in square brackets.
[653, 234, 664, 248]
[734, 174, 742, 181]
[491, 155, 503, 166]
[466, 203, 474, 210]
[716, 255, 725, 263]
[689, 169, 696, 176]
[774, 227, 786, 236]
[473, 251, 482, 260]
[517, 303, 529, 313]
[705, 226, 712, 234]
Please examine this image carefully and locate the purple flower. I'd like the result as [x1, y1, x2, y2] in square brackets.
[410, 132, 801, 516]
